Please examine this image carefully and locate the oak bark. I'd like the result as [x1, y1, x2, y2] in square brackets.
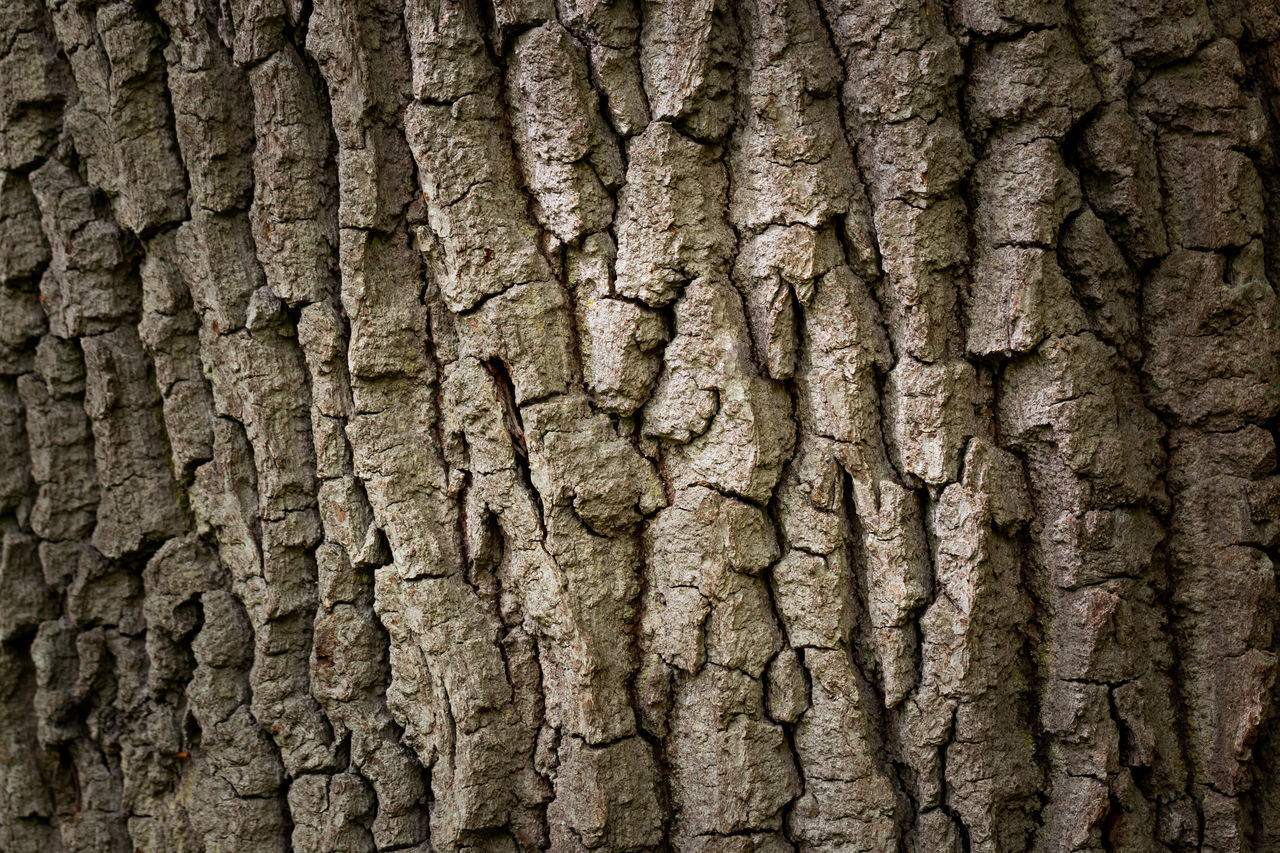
[3, 0, 1280, 850]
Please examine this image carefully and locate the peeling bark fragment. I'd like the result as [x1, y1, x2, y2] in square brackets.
[82, 327, 183, 558]
[459, 277, 579, 403]
[973, 137, 1081, 249]
[171, 210, 263, 337]
[0, 287, 46, 376]
[308, 3, 416, 232]
[850, 477, 929, 705]
[161, 0, 255, 215]
[491, 0, 553, 35]
[794, 265, 890, 449]
[0, 0, 68, 170]
[772, 549, 851, 650]
[29, 157, 138, 338]
[555, 0, 648, 137]
[1159, 135, 1265, 252]
[139, 232, 216, 477]
[226, 0, 290, 64]
[821, 0, 971, 366]
[639, 0, 738, 142]
[449, 368, 659, 754]
[1135, 38, 1270, 143]
[954, 0, 1061, 35]
[404, 95, 552, 313]
[19, 357, 98, 543]
[404, 0, 493, 102]
[47, 0, 188, 233]
[1076, 103, 1169, 264]
[643, 486, 778, 673]
[1073, 0, 1212, 97]
[570, 233, 667, 414]
[547, 736, 664, 852]
[728, 0, 853, 231]
[524, 393, 665, 534]
[870, 197, 967, 363]
[0, 534, 55, 641]
[669, 666, 799, 842]
[967, 247, 1086, 357]
[647, 277, 794, 503]
[0, 173, 51, 288]
[1000, 333, 1164, 503]
[966, 28, 1101, 141]
[615, 122, 735, 307]
[788, 648, 899, 850]
[0, 381, 33, 520]
[290, 772, 377, 853]
[764, 647, 809, 723]
[735, 225, 846, 382]
[913, 439, 1040, 852]
[1058, 208, 1143, 361]
[883, 357, 976, 486]
[1168, 427, 1280, 799]
[249, 47, 338, 307]
[508, 22, 622, 243]
[1143, 247, 1280, 428]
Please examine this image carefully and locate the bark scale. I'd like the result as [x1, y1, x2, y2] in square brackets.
[2, 0, 1280, 850]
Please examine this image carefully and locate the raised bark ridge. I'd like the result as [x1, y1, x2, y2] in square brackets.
[2, 0, 1280, 850]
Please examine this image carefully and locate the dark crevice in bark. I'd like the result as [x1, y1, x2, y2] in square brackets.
[839, 467, 916, 836]
[483, 356, 544, 536]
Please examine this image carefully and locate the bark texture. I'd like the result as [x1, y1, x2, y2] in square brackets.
[3, 0, 1280, 849]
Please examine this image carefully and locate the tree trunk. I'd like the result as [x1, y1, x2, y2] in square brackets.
[2, 0, 1280, 850]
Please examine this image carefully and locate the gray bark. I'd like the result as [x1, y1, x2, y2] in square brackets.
[2, 0, 1280, 850]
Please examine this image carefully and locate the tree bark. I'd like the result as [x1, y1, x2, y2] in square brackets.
[2, 0, 1280, 850]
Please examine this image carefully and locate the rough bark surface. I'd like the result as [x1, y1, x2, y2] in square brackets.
[3, 0, 1280, 850]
